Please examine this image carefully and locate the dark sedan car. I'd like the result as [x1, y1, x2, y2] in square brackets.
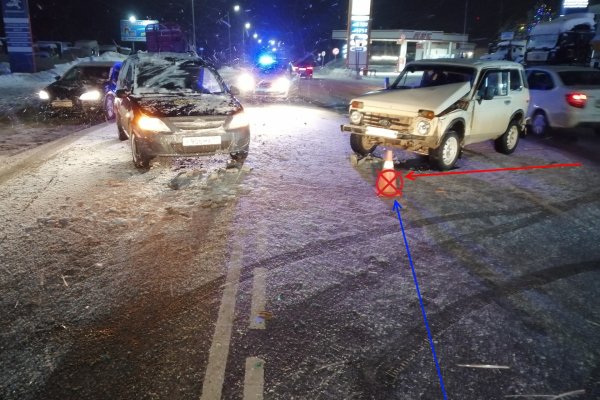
[114, 52, 250, 168]
[38, 60, 119, 120]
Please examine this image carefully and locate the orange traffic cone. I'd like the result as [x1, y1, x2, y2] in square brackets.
[376, 150, 400, 197]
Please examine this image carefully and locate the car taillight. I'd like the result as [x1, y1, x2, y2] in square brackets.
[566, 92, 587, 108]
[306, 66, 313, 71]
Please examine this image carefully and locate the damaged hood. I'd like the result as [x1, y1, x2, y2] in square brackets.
[356, 82, 471, 115]
[133, 94, 241, 118]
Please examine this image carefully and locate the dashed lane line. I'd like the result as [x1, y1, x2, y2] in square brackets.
[250, 268, 267, 330]
[243, 357, 265, 400]
[200, 241, 243, 400]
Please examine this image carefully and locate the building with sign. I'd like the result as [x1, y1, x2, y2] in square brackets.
[333, 29, 473, 72]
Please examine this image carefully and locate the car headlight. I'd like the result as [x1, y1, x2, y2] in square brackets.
[416, 120, 431, 135]
[79, 90, 101, 101]
[38, 90, 50, 100]
[273, 77, 290, 92]
[136, 115, 170, 132]
[226, 111, 250, 130]
[237, 73, 255, 93]
[350, 110, 363, 124]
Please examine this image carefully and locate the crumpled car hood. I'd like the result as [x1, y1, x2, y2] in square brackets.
[134, 94, 241, 117]
[356, 82, 471, 115]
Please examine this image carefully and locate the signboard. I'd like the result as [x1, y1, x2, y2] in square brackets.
[347, 0, 372, 71]
[120, 19, 159, 42]
[1, 0, 35, 72]
[562, 0, 588, 14]
[501, 32, 515, 40]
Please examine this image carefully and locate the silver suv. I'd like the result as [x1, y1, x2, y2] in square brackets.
[341, 59, 530, 170]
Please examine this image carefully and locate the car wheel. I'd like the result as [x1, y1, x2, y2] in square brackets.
[116, 120, 128, 141]
[495, 120, 520, 154]
[104, 95, 115, 122]
[131, 134, 151, 169]
[529, 111, 550, 137]
[350, 133, 377, 156]
[429, 131, 460, 171]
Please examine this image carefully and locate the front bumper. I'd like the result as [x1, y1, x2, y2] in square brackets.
[133, 127, 251, 158]
[341, 123, 439, 153]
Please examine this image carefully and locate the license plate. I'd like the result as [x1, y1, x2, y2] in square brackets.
[51, 100, 73, 108]
[366, 126, 398, 139]
[182, 136, 222, 146]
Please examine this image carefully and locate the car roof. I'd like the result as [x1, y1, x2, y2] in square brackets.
[408, 58, 524, 69]
[525, 65, 599, 72]
[129, 51, 206, 64]
[74, 61, 117, 68]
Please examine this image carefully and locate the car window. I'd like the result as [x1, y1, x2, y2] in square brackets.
[135, 58, 225, 95]
[477, 70, 509, 96]
[62, 66, 109, 81]
[527, 71, 554, 90]
[558, 70, 600, 86]
[392, 65, 475, 89]
[509, 69, 524, 91]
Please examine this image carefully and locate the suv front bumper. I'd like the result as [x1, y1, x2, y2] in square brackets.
[341, 123, 439, 153]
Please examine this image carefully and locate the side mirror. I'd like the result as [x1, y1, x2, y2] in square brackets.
[229, 85, 240, 96]
[115, 88, 129, 98]
[482, 86, 495, 100]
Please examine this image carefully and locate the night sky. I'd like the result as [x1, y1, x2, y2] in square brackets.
[1, 0, 567, 58]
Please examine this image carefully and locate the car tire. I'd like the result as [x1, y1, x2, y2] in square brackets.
[104, 94, 115, 122]
[117, 120, 128, 141]
[495, 120, 520, 154]
[429, 131, 460, 171]
[529, 111, 550, 137]
[350, 133, 377, 156]
[131, 134, 151, 169]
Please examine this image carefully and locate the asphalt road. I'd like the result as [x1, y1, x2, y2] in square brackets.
[0, 90, 599, 399]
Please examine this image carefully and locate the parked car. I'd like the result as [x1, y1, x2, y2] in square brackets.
[114, 52, 250, 168]
[341, 59, 530, 170]
[38, 60, 118, 119]
[526, 65, 600, 136]
[235, 55, 295, 99]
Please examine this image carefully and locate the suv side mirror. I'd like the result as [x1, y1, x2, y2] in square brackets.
[482, 86, 496, 100]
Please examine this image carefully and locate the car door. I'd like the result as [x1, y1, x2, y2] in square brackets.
[115, 61, 134, 134]
[469, 69, 514, 143]
[526, 69, 556, 124]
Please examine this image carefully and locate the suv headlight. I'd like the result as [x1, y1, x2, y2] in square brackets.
[38, 90, 50, 100]
[350, 110, 363, 124]
[416, 120, 431, 135]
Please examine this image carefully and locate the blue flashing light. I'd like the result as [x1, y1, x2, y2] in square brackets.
[258, 54, 275, 66]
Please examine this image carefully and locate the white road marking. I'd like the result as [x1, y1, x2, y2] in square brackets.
[243, 357, 265, 400]
[250, 268, 267, 329]
[200, 241, 243, 400]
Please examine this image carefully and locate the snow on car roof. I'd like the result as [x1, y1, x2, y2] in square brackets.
[408, 58, 524, 70]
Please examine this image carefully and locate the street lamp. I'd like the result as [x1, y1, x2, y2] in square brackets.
[224, 5, 240, 65]
[242, 22, 250, 64]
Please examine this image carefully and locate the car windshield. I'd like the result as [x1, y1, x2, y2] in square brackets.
[391, 65, 476, 89]
[135, 58, 225, 95]
[558, 70, 600, 86]
[62, 66, 110, 82]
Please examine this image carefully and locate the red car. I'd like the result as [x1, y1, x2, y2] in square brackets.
[292, 59, 314, 79]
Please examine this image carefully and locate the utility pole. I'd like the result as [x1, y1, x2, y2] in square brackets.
[191, 0, 197, 52]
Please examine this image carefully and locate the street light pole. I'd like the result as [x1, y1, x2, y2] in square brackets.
[242, 22, 250, 64]
[191, 0, 196, 52]
[227, 12, 232, 64]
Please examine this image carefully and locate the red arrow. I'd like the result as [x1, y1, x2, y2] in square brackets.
[404, 163, 582, 181]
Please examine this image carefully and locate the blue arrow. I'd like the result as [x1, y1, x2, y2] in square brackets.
[393, 200, 448, 399]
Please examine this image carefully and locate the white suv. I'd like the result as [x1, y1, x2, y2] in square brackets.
[341, 59, 530, 170]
